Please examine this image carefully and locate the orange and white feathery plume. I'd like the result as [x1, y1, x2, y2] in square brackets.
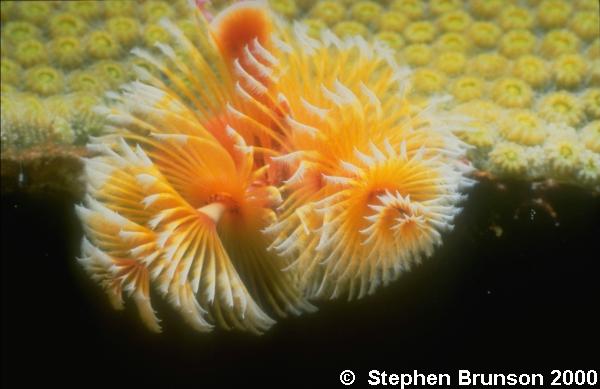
[76, 1, 315, 334]
[238, 16, 476, 299]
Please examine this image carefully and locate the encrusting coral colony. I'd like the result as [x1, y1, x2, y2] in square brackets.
[0, 0, 598, 332]
[296, 0, 600, 188]
[2, 0, 599, 187]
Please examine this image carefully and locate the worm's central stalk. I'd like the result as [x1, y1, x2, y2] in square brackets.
[197, 202, 227, 223]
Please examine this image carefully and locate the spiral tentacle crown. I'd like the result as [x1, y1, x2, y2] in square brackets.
[76, 1, 473, 333]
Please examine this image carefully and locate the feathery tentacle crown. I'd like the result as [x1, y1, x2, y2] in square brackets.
[259, 22, 474, 300]
[77, 2, 314, 334]
[77, 1, 472, 332]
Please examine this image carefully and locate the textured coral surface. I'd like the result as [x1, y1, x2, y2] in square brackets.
[292, 0, 599, 189]
[2, 0, 599, 191]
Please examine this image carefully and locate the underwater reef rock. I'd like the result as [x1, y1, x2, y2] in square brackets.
[1, 144, 87, 199]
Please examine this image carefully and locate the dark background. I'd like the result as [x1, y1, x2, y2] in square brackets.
[2, 181, 599, 388]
